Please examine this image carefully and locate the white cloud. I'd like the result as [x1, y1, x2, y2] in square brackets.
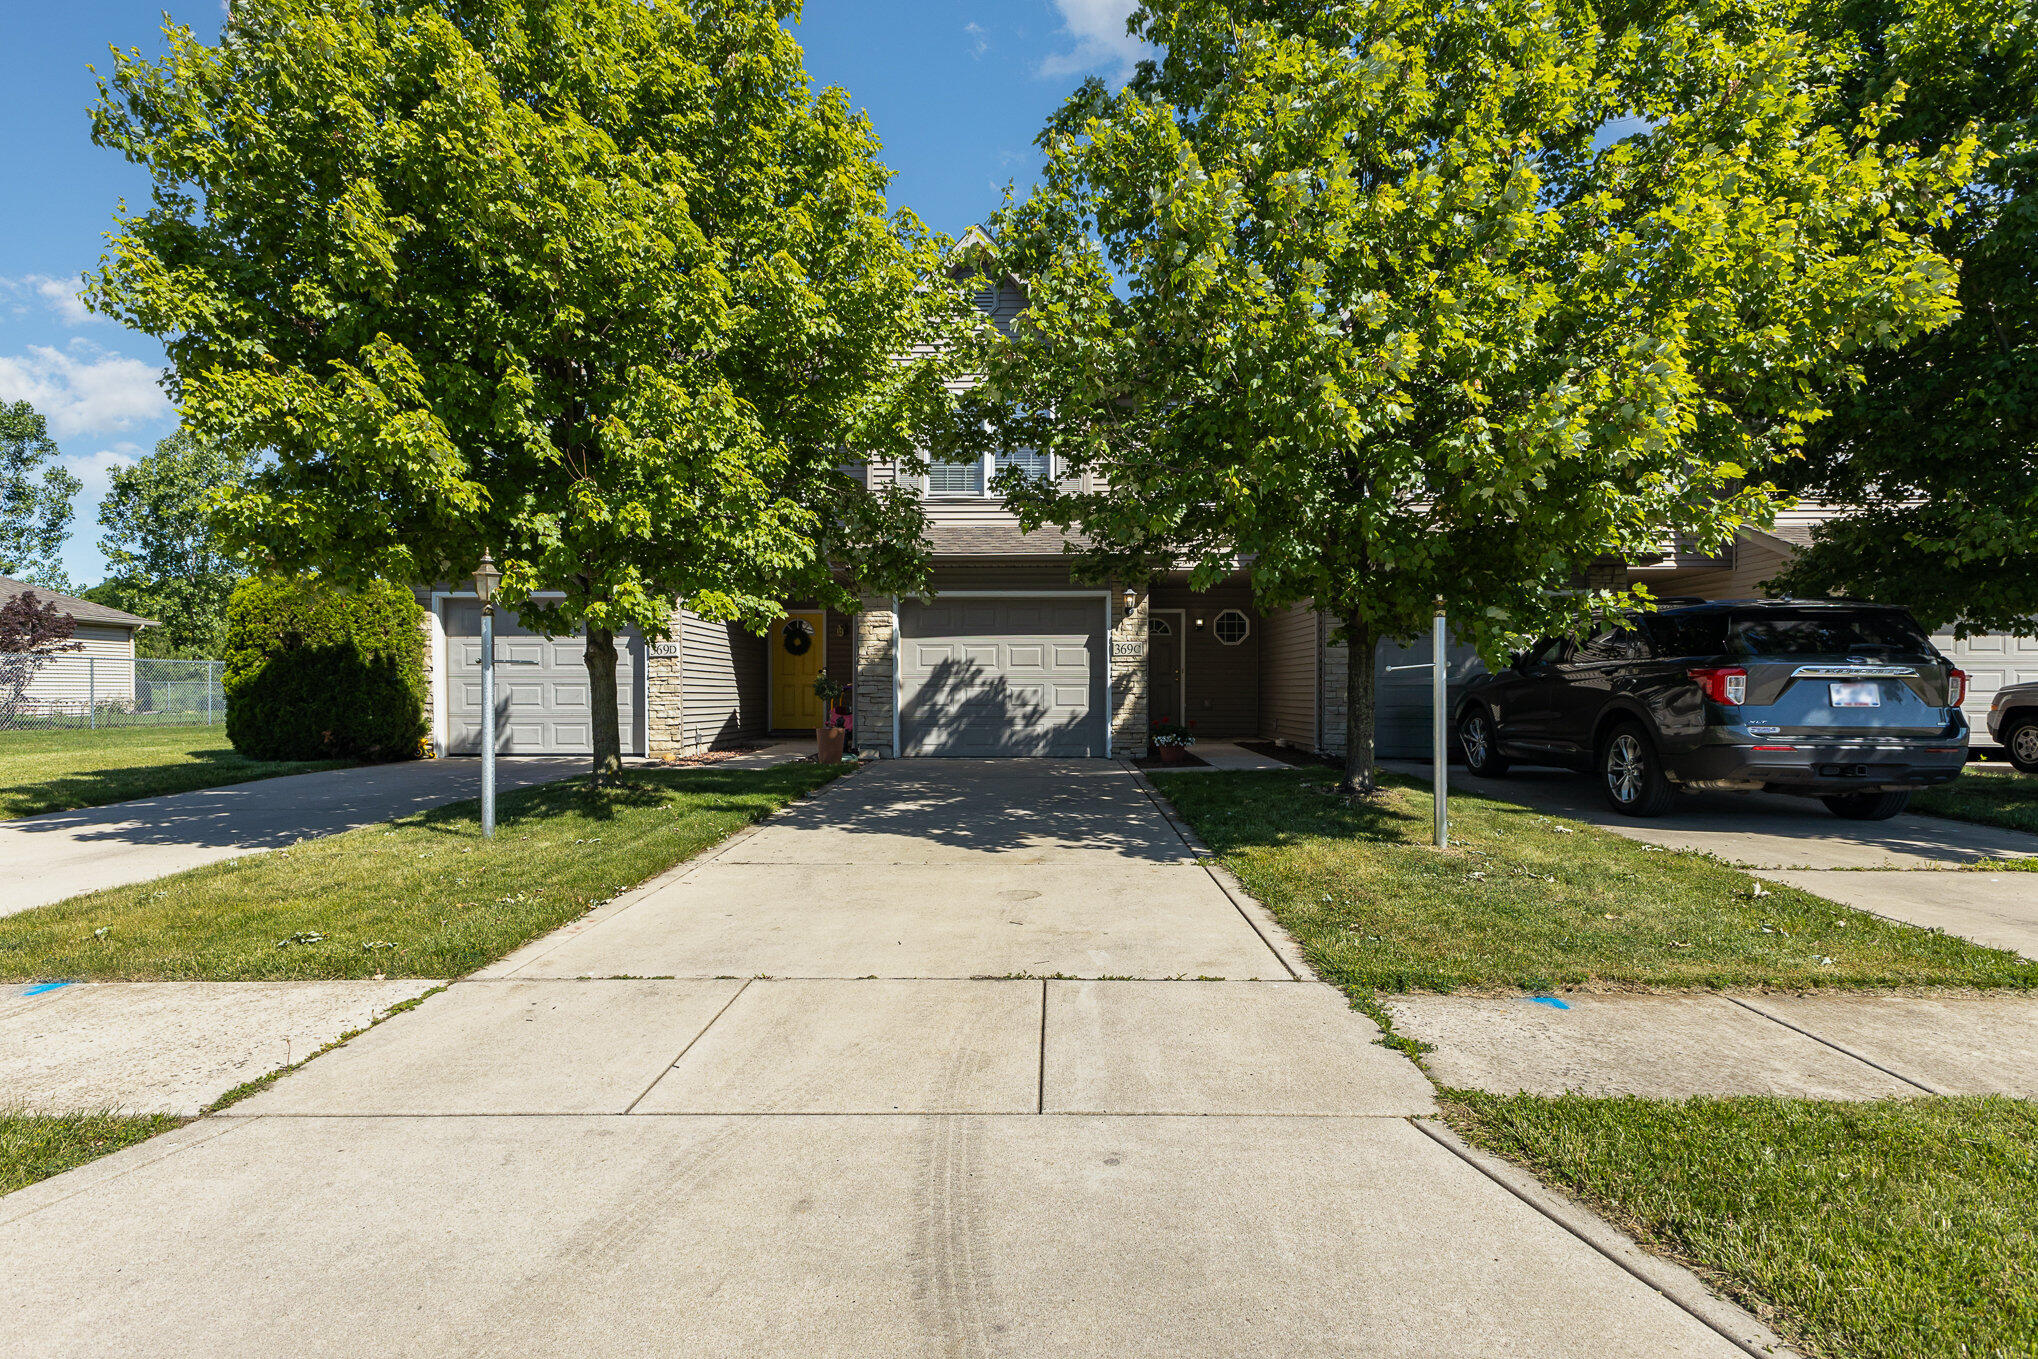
[1039, 0, 1147, 80]
[0, 343, 172, 440]
[964, 21, 989, 58]
[0, 274, 97, 326]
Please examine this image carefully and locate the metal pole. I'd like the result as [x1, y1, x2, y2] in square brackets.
[481, 605, 497, 839]
[1432, 600, 1448, 848]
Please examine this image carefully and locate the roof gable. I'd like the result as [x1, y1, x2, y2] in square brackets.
[0, 576, 156, 630]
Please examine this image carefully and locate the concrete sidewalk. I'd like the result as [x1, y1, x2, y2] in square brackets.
[0, 760, 1781, 1358]
[0, 980, 439, 1115]
[1389, 990, 2038, 1099]
[0, 756, 585, 916]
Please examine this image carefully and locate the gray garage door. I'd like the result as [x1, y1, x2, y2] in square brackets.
[899, 596, 1105, 757]
[1934, 626, 2038, 749]
[1373, 634, 1487, 759]
[443, 601, 642, 755]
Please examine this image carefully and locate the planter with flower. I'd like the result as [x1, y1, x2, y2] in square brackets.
[1149, 721, 1197, 765]
[812, 672, 853, 764]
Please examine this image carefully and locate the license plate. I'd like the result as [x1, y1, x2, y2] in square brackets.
[1829, 681, 1881, 708]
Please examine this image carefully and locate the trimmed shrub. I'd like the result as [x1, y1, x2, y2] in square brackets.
[224, 577, 427, 762]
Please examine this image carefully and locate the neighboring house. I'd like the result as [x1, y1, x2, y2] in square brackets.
[0, 575, 157, 709]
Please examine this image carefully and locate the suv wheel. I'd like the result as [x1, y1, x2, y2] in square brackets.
[2005, 717, 2038, 775]
[1600, 721, 1674, 817]
[1458, 708, 1508, 777]
[1822, 790, 1912, 821]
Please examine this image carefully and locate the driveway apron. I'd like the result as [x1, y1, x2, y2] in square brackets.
[0, 759, 1755, 1358]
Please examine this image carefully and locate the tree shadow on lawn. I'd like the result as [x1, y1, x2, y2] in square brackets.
[1152, 768, 1432, 853]
[406, 765, 841, 836]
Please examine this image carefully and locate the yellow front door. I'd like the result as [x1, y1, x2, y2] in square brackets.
[770, 612, 827, 730]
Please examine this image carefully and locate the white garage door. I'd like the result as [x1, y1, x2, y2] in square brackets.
[1935, 627, 2038, 748]
[443, 601, 642, 755]
[898, 596, 1105, 757]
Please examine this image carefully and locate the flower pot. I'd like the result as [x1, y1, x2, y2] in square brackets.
[1155, 744, 1188, 765]
[816, 725, 847, 764]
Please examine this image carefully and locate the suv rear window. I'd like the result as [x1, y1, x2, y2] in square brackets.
[1728, 608, 1932, 657]
[1645, 613, 1729, 657]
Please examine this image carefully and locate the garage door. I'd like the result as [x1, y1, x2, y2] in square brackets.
[1935, 626, 2038, 748]
[443, 601, 642, 755]
[898, 596, 1105, 757]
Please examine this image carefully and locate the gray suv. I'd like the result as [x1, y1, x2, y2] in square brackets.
[1988, 682, 2038, 773]
[1455, 600, 1970, 820]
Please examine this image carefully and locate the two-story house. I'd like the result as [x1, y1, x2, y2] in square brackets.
[415, 256, 2029, 762]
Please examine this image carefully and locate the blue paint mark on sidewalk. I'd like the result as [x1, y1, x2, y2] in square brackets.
[1527, 995, 1570, 1010]
[22, 981, 72, 996]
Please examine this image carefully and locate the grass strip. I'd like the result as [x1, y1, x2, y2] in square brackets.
[1914, 765, 2038, 837]
[0, 763, 844, 982]
[1148, 769, 2038, 993]
[0, 726, 350, 820]
[0, 1111, 186, 1197]
[1445, 1092, 2038, 1359]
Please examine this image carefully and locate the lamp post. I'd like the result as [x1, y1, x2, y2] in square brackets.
[472, 552, 502, 839]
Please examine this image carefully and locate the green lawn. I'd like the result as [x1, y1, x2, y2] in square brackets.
[0, 763, 844, 982]
[0, 1112, 185, 1197]
[1447, 1093, 2038, 1359]
[0, 726, 352, 820]
[1914, 764, 2038, 837]
[1148, 769, 2038, 993]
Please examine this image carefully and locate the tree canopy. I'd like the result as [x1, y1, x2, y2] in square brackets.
[0, 400, 81, 593]
[1771, 0, 2038, 634]
[964, 0, 1973, 790]
[92, 428, 253, 658]
[89, 0, 971, 773]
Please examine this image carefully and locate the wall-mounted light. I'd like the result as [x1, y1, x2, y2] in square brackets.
[1121, 588, 1136, 614]
[1194, 616, 1207, 632]
[833, 620, 848, 639]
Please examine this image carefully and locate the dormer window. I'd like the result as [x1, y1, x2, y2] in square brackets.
[923, 449, 1051, 499]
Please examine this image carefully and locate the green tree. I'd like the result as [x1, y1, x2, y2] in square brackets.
[93, 428, 252, 657]
[1771, 0, 2038, 634]
[964, 0, 1972, 792]
[0, 400, 81, 593]
[89, 0, 971, 776]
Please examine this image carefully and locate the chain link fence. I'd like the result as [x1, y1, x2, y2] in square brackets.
[0, 654, 226, 732]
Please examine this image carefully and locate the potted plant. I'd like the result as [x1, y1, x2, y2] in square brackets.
[812, 671, 852, 764]
[1150, 721, 1196, 765]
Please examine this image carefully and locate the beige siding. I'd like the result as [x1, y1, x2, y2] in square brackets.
[1258, 605, 1319, 747]
[680, 609, 768, 751]
[18, 625, 139, 703]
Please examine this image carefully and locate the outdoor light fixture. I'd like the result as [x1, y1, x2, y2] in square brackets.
[472, 550, 501, 608]
[473, 551, 502, 839]
[1121, 588, 1136, 614]
[1194, 616, 1206, 632]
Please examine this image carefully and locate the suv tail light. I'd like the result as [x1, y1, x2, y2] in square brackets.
[1689, 666, 1747, 706]
[1949, 669, 1968, 706]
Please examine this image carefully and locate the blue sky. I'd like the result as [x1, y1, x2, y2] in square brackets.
[0, 0, 1145, 588]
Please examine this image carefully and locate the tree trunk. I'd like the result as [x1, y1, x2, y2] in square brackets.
[1340, 611, 1380, 796]
[585, 625, 625, 783]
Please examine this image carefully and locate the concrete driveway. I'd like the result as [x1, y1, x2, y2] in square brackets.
[1394, 761, 2038, 960]
[0, 757, 584, 916]
[0, 759, 1768, 1358]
